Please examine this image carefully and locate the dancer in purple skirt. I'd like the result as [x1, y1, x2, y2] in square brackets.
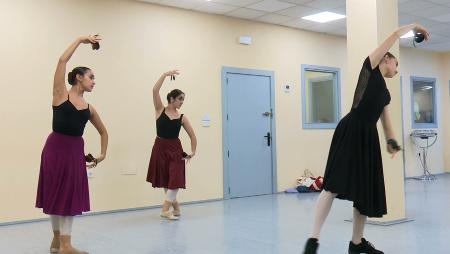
[36, 35, 108, 254]
[147, 70, 197, 220]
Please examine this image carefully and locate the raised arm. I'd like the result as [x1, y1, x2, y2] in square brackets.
[53, 35, 101, 104]
[153, 70, 179, 113]
[369, 23, 429, 69]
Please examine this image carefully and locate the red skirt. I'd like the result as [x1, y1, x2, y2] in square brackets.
[147, 137, 186, 189]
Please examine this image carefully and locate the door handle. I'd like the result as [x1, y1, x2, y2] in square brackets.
[262, 111, 273, 117]
[264, 132, 271, 146]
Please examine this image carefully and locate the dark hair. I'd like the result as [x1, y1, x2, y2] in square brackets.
[167, 89, 185, 103]
[384, 52, 396, 59]
[68, 66, 91, 85]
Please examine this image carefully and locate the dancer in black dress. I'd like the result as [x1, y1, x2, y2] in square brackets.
[303, 23, 429, 254]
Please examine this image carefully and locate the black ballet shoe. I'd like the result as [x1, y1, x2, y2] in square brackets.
[348, 238, 383, 254]
[303, 238, 319, 254]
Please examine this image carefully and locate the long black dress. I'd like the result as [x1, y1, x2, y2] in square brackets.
[322, 56, 391, 218]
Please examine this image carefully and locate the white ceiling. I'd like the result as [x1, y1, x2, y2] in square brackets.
[139, 0, 450, 52]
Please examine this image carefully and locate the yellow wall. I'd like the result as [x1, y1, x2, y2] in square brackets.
[0, 0, 448, 223]
[443, 52, 450, 172]
[0, 0, 347, 223]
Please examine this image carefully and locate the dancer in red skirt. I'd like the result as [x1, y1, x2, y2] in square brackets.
[147, 70, 197, 220]
[36, 35, 108, 254]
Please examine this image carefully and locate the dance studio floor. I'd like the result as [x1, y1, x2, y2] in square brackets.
[1, 174, 448, 254]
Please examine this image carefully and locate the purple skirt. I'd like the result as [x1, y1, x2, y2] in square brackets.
[35, 132, 90, 216]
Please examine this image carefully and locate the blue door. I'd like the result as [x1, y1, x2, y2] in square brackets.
[222, 68, 275, 199]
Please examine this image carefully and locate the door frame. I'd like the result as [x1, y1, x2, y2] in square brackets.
[221, 66, 277, 199]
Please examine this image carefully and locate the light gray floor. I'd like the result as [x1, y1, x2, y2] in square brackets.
[1, 175, 448, 254]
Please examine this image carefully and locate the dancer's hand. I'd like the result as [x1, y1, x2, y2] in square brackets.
[86, 154, 104, 169]
[79, 34, 101, 45]
[412, 24, 430, 41]
[185, 153, 195, 163]
[387, 144, 400, 158]
[163, 70, 179, 79]
[86, 161, 97, 169]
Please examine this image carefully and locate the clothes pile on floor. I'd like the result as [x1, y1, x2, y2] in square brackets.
[285, 169, 323, 193]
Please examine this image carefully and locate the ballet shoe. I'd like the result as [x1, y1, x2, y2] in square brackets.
[50, 237, 59, 253]
[160, 211, 179, 220]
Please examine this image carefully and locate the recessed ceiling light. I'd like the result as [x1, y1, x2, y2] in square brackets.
[301, 11, 346, 23]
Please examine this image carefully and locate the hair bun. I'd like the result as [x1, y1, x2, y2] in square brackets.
[67, 71, 75, 85]
[67, 66, 91, 85]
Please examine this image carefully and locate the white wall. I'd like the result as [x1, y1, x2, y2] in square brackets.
[399, 48, 449, 177]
